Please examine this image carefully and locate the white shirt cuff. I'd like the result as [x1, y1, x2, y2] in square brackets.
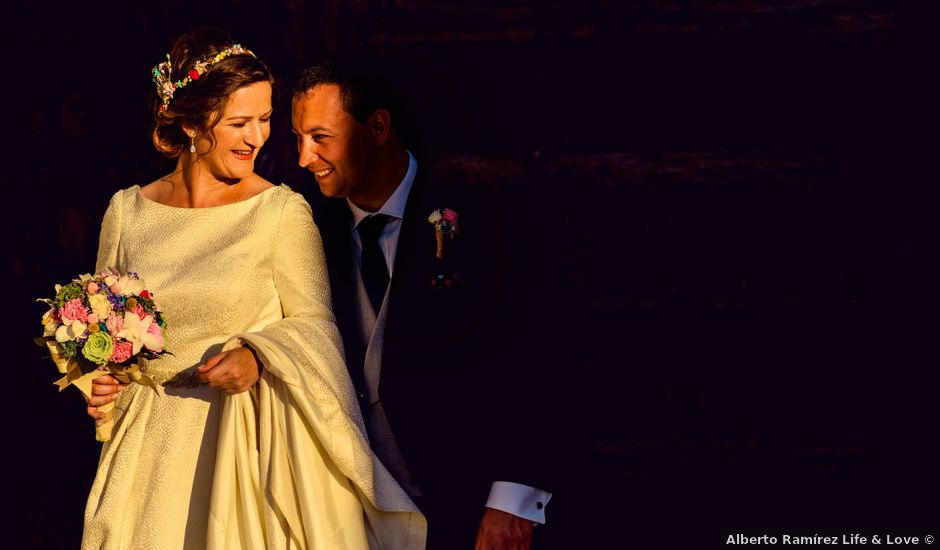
[485, 481, 552, 524]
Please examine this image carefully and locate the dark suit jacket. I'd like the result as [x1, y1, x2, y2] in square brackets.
[311, 165, 559, 541]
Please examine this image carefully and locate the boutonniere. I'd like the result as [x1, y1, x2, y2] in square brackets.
[427, 208, 459, 259]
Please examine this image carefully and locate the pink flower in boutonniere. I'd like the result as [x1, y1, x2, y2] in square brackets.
[427, 208, 459, 259]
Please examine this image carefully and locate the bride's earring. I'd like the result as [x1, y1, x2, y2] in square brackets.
[189, 132, 196, 154]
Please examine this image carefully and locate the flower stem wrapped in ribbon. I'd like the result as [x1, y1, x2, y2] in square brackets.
[427, 208, 459, 259]
[35, 269, 170, 441]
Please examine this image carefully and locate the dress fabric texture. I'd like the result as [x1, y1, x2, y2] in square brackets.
[82, 185, 425, 550]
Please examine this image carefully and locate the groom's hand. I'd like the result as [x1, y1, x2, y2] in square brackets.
[197, 346, 260, 394]
[474, 507, 534, 550]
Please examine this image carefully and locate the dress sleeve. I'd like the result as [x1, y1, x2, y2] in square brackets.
[95, 191, 123, 274]
[253, 192, 351, 390]
[213, 190, 425, 548]
[271, 192, 339, 334]
[224, 189, 360, 421]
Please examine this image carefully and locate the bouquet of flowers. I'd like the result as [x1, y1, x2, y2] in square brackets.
[36, 269, 168, 441]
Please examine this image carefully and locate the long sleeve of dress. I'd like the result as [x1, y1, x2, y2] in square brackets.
[95, 190, 124, 274]
[208, 192, 426, 550]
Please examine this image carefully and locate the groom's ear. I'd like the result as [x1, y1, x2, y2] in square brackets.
[368, 109, 391, 145]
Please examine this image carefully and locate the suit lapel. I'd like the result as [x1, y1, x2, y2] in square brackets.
[383, 170, 431, 378]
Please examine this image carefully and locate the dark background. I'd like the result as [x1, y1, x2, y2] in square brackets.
[9, 0, 933, 548]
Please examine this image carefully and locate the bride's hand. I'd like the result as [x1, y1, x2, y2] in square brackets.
[197, 346, 261, 395]
[86, 374, 125, 421]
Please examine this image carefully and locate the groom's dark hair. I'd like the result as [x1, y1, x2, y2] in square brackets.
[293, 56, 416, 147]
[293, 57, 402, 123]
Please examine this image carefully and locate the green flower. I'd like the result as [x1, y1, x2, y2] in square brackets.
[82, 332, 114, 365]
[55, 282, 84, 307]
[59, 340, 79, 360]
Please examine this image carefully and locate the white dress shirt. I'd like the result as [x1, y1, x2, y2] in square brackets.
[347, 151, 551, 524]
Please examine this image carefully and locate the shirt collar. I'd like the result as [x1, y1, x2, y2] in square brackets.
[348, 151, 417, 230]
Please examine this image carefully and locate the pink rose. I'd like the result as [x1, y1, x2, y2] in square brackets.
[60, 298, 89, 323]
[86, 282, 99, 294]
[105, 313, 124, 334]
[145, 321, 164, 352]
[442, 209, 458, 223]
[87, 313, 99, 325]
[110, 340, 133, 364]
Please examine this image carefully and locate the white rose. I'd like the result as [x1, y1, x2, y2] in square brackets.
[88, 293, 113, 320]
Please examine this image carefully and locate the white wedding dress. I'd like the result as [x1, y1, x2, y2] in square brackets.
[82, 184, 425, 549]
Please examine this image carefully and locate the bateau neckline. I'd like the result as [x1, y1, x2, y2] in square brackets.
[133, 184, 282, 210]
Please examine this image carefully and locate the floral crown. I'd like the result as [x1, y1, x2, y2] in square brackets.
[151, 44, 256, 113]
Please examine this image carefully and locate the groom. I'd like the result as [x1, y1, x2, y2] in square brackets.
[291, 60, 554, 548]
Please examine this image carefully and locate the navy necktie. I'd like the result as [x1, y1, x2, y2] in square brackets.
[357, 214, 391, 314]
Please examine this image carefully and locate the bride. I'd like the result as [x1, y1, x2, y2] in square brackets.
[80, 26, 425, 549]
